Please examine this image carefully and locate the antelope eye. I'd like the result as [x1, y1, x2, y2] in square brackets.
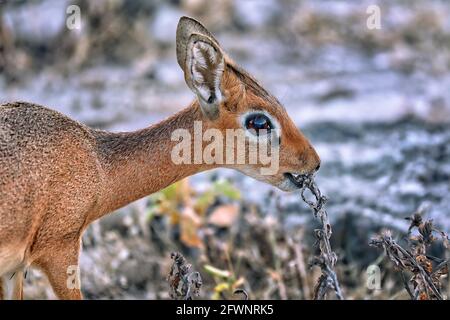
[244, 113, 273, 136]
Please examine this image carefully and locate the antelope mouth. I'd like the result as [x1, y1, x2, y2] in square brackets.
[284, 172, 308, 189]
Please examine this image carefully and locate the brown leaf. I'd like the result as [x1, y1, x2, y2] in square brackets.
[419, 292, 428, 300]
[416, 255, 432, 273]
[180, 207, 203, 248]
[208, 204, 239, 228]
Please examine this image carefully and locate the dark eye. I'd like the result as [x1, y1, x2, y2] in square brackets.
[245, 113, 273, 136]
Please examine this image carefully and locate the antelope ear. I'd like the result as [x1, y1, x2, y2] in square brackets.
[176, 17, 225, 120]
[176, 16, 220, 69]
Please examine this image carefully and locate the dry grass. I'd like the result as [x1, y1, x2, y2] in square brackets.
[370, 208, 449, 300]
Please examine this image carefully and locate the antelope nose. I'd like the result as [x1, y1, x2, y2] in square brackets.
[315, 162, 321, 172]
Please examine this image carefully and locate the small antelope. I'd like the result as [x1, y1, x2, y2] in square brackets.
[0, 17, 320, 299]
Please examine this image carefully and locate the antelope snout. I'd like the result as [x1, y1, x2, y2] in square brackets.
[314, 159, 321, 173]
[303, 145, 321, 175]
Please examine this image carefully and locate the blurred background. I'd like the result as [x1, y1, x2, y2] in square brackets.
[0, 0, 449, 299]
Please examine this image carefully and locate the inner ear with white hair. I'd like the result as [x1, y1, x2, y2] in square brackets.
[176, 16, 225, 120]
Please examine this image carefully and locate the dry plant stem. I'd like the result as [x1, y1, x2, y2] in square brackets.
[267, 224, 288, 300]
[298, 175, 344, 300]
[167, 252, 202, 300]
[401, 271, 414, 299]
[371, 210, 450, 300]
[396, 245, 442, 300]
[447, 253, 450, 299]
[446, 249, 450, 299]
[370, 233, 444, 300]
[288, 235, 311, 299]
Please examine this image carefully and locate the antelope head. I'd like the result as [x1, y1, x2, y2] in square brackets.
[175, 17, 320, 191]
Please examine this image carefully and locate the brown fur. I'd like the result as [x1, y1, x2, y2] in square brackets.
[0, 17, 319, 299]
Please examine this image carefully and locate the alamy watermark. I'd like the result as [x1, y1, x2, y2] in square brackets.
[66, 265, 81, 290]
[170, 121, 280, 176]
[66, 5, 81, 30]
[367, 5, 382, 30]
[366, 264, 381, 290]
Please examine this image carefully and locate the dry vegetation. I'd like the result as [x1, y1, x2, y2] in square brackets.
[166, 180, 449, 300]
[167, 175, 346, 300]
[370, 209, 449, 300]
[167, 252, 202, 300]
[298, 176, 343, 300]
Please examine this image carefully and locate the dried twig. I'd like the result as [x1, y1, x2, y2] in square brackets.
[370, 209, 449, 300]
[370, 232, 444, 300]
[167, 252, 202, 300]
[296, 175, 344, 300]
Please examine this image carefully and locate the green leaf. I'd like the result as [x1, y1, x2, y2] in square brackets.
[160, 183, 178, 200]
[204, 264, 232, 279]
[213, 180, 240, 200]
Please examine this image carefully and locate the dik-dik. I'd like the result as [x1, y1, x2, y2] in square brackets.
[0, 17, 320, 299]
